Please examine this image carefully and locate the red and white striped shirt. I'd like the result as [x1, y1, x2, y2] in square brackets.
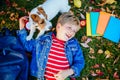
[44, 34, 70, 80]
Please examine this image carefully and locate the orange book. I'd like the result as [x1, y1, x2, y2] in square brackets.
[96, 12, 111, 35]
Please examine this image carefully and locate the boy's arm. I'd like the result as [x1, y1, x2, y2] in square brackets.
[54, 41, 85, 79]
[17, 29, 35, 52]
[70, 42, 85, 77]
[17, 16, 35, 52]
[54, 69, 74, 80]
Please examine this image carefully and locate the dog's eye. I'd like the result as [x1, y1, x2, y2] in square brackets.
[40, 19, 45, 24]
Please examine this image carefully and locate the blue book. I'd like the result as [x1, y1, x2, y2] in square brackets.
[103, 16, 120, 43]
[90, 12, 100, 36]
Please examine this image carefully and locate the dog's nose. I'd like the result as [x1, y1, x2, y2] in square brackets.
[49, 25, 52, 28]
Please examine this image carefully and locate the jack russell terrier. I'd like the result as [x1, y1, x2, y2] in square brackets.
[26, 0, 71, 40]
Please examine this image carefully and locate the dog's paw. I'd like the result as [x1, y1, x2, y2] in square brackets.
[26, 36, 32, 40]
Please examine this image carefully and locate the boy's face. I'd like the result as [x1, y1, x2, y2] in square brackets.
[56, 23, 79, 41]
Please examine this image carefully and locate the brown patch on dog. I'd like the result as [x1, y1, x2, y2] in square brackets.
[39, 19, 46, 29]
[37, 7, 47, 19]
[31, 14, 46, 30]
[31, 14, 41, 23]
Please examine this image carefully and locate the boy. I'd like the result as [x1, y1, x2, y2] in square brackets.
[17, 12, 85, 80]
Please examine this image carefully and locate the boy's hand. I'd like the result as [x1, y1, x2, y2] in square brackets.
[19, 16, 28, 30]
[54, 69, 74, 80]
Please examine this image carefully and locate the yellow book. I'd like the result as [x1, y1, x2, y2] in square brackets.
[86, 12, 91, 36]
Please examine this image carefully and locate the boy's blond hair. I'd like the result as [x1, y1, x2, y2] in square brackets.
[57, 12, 81, 30]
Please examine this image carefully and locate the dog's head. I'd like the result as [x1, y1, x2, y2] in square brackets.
[30, 7, 48, 29]
[31, 14, 45, 29]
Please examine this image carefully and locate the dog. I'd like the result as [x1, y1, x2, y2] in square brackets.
[26, 0, 71, 40]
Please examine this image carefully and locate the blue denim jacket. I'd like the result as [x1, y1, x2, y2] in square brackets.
[17, 29, 85, 80]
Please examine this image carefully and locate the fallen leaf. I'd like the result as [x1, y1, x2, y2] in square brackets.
[104, 50, 112, 58]
[80, 43, 89, 48]
[91, 64, 100, 68]
[80, 13, 85, 19]
[96, 69, 104, 76]
[12, 2, 18, 7]
[81, 36, 88, 42]
[0, 11, 6, 15]
[89, 47, 95, 54]
[90, 70, 98, 76]
[113, 71, 119, 79]
[113, 56, 120, 65]
[97, 49, 103, 54]
[118, 43, 120, 49]
[101, 63, 106, 68]
[97, 0, 116, 6]
[1, 20, 5, 24]
[74, 0, 82, 8]
[88, 55, 96, 59]
[5, 0, 11, 7]
[80, 38, 92, 48]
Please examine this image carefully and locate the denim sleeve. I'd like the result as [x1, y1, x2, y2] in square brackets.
[71, 42, 85, 77]
[17, 29, 36, 52]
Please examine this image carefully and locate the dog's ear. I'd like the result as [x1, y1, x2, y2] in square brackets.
[31, 14, 40, 22]
[37, 7, 47, 20]
[38, 19, 46, 29]
[39, 19, 45, 24]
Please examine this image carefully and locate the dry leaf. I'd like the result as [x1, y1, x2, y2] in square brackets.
[91, 64, 100, 68]
[104, 50, 112, 58]
[89, 47, 95, 54]
[96, 69, 104, 76]
[9, 12, 19, 21]
[113, 56, 120, 65]
[1, 20, 5, 24]
[80, 38, 92, 48]
[106, 7, 112, 13]
[90, 70, 97, 76]
[97, 0, 116, 6]
[82, 77, 88, 80]
[96, 37, 102, 40]
[80, 13, 85, 19]
[113, 71, 119, 79]
[101, 63, 106, 68]
[88, 55, 96, 59]
[118, 43, 120, 48]
[0, 11, 5, 15]
[106, 0, 116, 4]
[81, 36, 88, 42]
[97, 49, 103, 54]
[12, 2, 18, 7]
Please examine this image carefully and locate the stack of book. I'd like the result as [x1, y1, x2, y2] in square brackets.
[86, 11, 120, 43]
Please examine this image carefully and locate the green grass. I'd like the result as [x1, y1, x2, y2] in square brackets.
[0, 0, 120, 80]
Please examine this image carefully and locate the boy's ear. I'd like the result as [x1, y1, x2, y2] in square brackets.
[69, 10, 74, 15]
[56, 23, 61, 29]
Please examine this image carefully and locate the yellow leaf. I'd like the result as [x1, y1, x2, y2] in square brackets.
[105, 50, 110, 55]
[104, 50, 112, 58]
[106, 0, 116, 4]
[74, 0, 81, 8]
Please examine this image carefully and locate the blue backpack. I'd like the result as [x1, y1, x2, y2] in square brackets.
[0, 28, 28, 80]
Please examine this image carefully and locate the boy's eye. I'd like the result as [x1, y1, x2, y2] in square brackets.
[66, 27, 76, 33]
[67, 26, 72, 30]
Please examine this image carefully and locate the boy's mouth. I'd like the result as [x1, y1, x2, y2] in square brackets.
[66, 34, 71, 39]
